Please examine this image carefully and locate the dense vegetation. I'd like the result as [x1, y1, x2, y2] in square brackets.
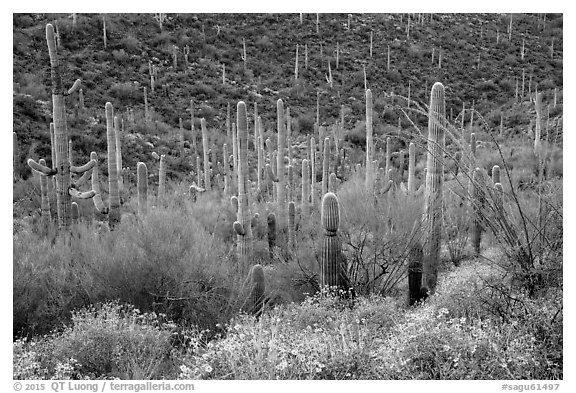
[13, 13, 562, 380]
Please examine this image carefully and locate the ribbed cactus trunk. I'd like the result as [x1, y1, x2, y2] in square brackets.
[422, 82, 446, 294]
[301, 159, 310, 216]
[191, 100, 197, 154]
[158, 154, 166, 202]
[408, 244, 424, 306]
[384, 136, 392, 183]
[319, 126, 325, 164]
[256, 116, 264, 194]
[105, 102, 121, 227]
[114, 115, 123, 204]
[70, 201, 80, 225]
[39, 159, 50, 227]
[494, 182, 504, 213]
[310, 137, 316, 209]
[137, 162, 148, 216]
[492, 165, 501, 184]
[322, 137, 330, 196]
[321, 192, 343, 289]
[276, 99, 286, 227]
[398, 149, 405, 182]
[46, 24, 72, 229]
[534, 91, 543, 158]
[223, 143, 229, 196]
[247, 264, 265, 317]
[144, 87, 149, 124]
[288, 201, 295, 251]
[200, 118, 211, 191]
[233, 102, 253, 267]
[267, 212, 276, 260]
[253, 102, 259, 150]
[328, 172, 338, 193]
[232, 122, 238, 195]
[471, 168, 485, 255]
[196, 156, 201, 187]
[90, 152, 106, 213]
[287, 164, 294, 202]
[365, 89, 374, 191]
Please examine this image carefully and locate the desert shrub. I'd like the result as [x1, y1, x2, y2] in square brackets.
[177, 291, 394, 379]
[51, 302, 176, 379]
[337, 174, 424, 296]
[13, 301, 193, 379]
[120, 34, 141, 53]
[442, 189, 471, 266]
[109, 81, 139, 101]
[13, 192, 246, 337]
[16, 73, 49, 101]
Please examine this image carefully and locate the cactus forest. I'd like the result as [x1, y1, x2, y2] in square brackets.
[13, 13, 562, 381]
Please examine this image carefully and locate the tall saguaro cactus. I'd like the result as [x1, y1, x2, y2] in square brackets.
[201, 118, 211, 191]
[288, 201, 296, 251]
[301, 158, 310, 216]
[38, 159, 51, 227]
[233, 102, 253, 266]
[276, 99, 287, 226]
[105, 102, 121, 226]
[322, 137, 330, 196]
[114, 115, 124, 203]
[27, 24, 95, 229]
[310, 137, 316, 208]
[422, 82, 446, 293]
[321, 192, 345, 290]
[137, 162, 148, 216]
[256, 116, 264, 196]
[365, 89, 374, 191]
[470, 168, 485, 255]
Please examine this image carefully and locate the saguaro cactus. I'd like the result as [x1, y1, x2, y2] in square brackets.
[38, 159, 51, 227]
[322, 137, 330, 196]
[407, 143, 416, 193]
[137, 162, 148, 216]
[114, 115, 124, 203]
[328, 172, 338, 193]
[320, 192, 344, 289]
[158, 154, 166, 202]
[408, 244, 424, 306]
[276, 99, 287, 226]
[288, 201, 296, 251]
[492, 165, 501, 184]
[301, 159, 310, 216]
[384, 137, 392, 183]
[471, 168, 485, 255]
[534, 91, 543, 158]
[267, 212, 276, 260]
[365, 89, 374, 190]
[245, 264, 265, 317]
[26, 24, 97, 229]
[310, 137, 316, 208]
[201, 118, 211, 191]
[71, 202, 80, 225]
[105, 102, 121, 226]
[233, 101, 253, 266]
[422, 82, 446, 293]
[223, 143, 229, 196]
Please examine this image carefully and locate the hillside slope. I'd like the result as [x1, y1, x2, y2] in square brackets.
[13, 13, 563, 186]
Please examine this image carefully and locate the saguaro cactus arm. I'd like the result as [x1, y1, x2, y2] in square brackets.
[66, 79, 81, 96]
[27, 159, 57, 176]
[68, 188, 96, 199]
[70, 159, 96, 174]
